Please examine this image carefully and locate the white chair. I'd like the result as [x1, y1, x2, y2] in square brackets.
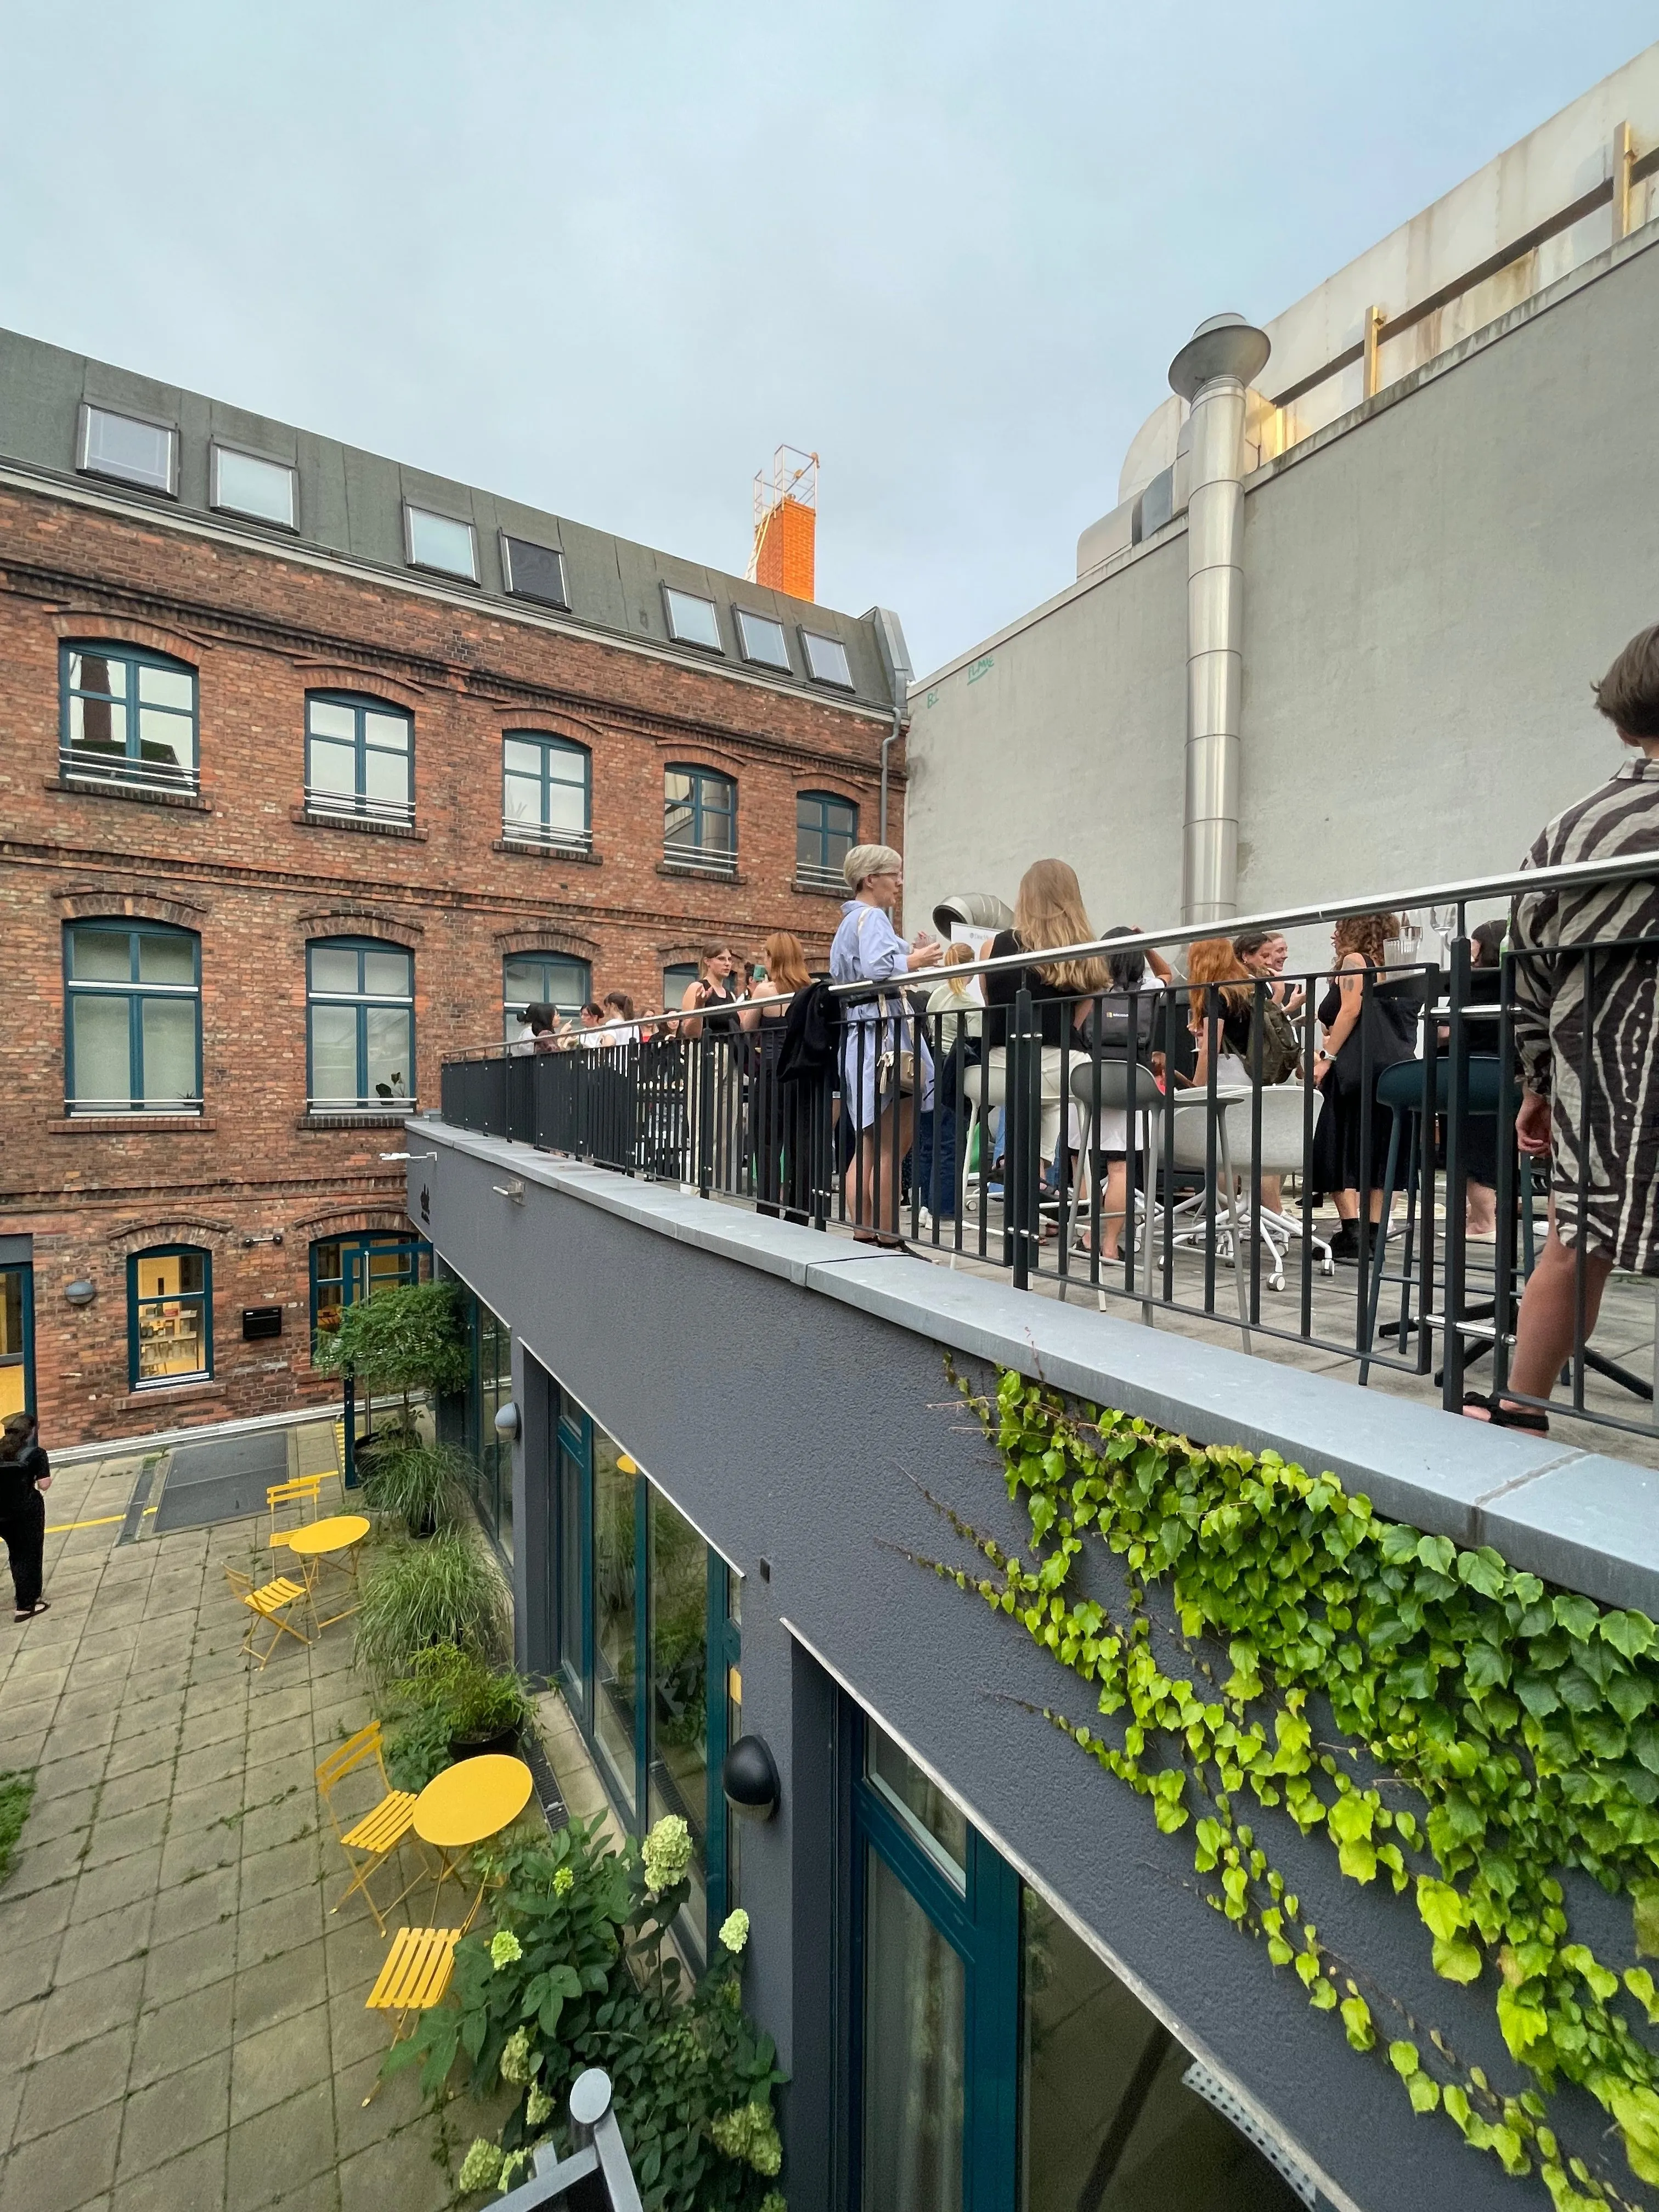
[1194, 1086, 1335, 1291]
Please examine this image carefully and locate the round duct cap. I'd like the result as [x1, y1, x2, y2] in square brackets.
[931, 890, 1014, 938]
[1168, 313, 1271, 402]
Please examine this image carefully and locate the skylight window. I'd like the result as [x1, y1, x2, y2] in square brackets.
[211, 445, 296, 528]
[500, 534, 568, 608]
[802, 630, 854, 689]
[404, 504, 478, 581]
[735, 610, 790, 670]
[663, 587, 722, 651]
[77, 404, 177, 495]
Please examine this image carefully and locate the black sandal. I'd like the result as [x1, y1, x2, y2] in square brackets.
[14, 1598, 49, 1623]
[1463, 1393, 1549, 1435]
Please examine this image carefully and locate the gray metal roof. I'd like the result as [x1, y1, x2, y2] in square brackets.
[0, 324, 905, 715]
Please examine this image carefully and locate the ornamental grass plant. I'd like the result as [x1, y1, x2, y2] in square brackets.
[354, 1529, 507, 1685]
[358, 1438, 472, 1537]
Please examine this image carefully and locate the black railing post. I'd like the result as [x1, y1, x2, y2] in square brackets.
[696, 1031, 714, 1199]
[1440, 928, 1472, 1412]
[1492, 950, 1519, 1403]
[1011, 984, 1038, 1290]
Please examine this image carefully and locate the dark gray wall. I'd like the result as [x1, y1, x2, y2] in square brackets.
[430, 1142, 1622, 2212]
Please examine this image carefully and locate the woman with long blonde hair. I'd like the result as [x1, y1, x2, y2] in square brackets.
[982, 859, 1109, 1183]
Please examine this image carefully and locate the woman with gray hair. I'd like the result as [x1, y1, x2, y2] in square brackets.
[830, 844, 943, 1241]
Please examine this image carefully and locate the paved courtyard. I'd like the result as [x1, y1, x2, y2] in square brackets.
[0, 1438, 521, 2212]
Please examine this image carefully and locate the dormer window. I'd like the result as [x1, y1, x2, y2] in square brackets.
[663, 588, 722, 652]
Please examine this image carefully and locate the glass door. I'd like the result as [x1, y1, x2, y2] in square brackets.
[849, 1705, 1316, 2212]
[0, 1265, 33, 1420]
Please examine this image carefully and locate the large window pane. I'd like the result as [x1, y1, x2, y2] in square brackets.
[137, 664, 194, 712]
[504, 775, 542, 828]
[503, 739, 544, 780]
[803, 630, 854, 687]
[141, 999, 198, 1103]
[364, 748, 411, 806]
[310, 1005, 358, 1101]
[365, 1007, 411, 1097]
[863, 1846, 965, 2212]
[558, 1440, 584, 1695]
[136, 709, 191, 772]
[132, 1249, 208, 1384]
[308, 699, 356, 742]
[648, 1487, 709, 1942]
[309, 740, 357, 797]
[309, 945, 359, 994]
[1019, 1888, 1307, 2211]
[593, 1434, 637, 1816]
[70, 932, 133, 983]
[664, 588, 721, 650]
[71, 996, 131, 1104]
[546, 776, 587, 833]
[67, 696, 126, 756]
[363, 711, 411, 755]
[362, 949, 411, 997]
[138, 933, 195, 985]
[69, 652, 127, 702]
[736, 609, 789, 668]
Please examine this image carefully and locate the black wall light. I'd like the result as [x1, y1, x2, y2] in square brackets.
[721, 1734, 780, 1821]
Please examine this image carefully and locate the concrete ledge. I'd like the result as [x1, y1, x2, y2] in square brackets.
[420, 1119, 1658, 1613]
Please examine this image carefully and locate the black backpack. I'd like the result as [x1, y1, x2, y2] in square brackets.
[777, 980, 839, 1086]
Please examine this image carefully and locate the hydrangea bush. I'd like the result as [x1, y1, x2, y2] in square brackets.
[393, 1813, 785, 2209]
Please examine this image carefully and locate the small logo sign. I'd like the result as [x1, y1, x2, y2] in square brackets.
[966, 655, 995, 685]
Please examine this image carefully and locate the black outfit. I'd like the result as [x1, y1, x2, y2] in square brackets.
[1312, 973, 1419, 1195]
[0, 1439, 49, 1613]
[982, 930, 1084, 1050]
[751, 998, 818, 1222]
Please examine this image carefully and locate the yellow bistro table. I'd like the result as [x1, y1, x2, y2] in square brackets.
[412, 1754, 535, 1922]
[285, 1513, 371, 1628]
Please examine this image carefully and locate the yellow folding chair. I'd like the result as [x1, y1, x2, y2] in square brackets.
[362, 1926, 461, 2100]
[223, 1562, 312, 1670]
[265, 1474, 323, 1561]
[317, 1721, 420, 1935]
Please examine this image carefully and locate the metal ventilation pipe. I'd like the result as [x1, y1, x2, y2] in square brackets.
[1168, 314, 1271, 925]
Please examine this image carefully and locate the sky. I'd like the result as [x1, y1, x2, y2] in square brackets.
[2, 3, 1654, 679]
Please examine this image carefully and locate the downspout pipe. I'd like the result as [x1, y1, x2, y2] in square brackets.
[867, 605, 913, 847]
[1168, 314, 1271, 926]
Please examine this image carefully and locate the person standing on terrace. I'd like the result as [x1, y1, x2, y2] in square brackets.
[831, 844, 941, 1244]
[1467, 623, 1659, 1431]
[1, 1411, 50, 1623]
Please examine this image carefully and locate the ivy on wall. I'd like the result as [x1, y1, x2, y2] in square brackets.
[921, 1362, 1659, 2210]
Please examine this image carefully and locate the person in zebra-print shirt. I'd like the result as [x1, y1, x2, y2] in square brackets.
[1466, 623, 1659, 1432]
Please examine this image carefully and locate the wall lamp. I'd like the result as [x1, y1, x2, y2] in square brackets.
[64, 1279, 97, 1307]
[492, 1177, 526, 1205]
[493, 1402, 521, 1443]
[721, 1735, 780, 1821]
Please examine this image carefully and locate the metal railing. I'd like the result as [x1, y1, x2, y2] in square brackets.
[302, 785, 415, 826]
[438, 850, 1659, 1446]
[487, 2068, 642, 2211]
[500, 818, 594, 855]
[661, 837, 737, 877]
[60, 746, 198, 797]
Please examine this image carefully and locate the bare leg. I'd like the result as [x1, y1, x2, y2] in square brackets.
[848, 1099, 914, 1234]
[1466, 1180, 1497, 1237]
[1465, 1222, 1613, 1415]
[1100, 1160, 1128, 1260]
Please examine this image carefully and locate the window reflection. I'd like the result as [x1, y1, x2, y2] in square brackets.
[863, 1844, 966, 2212]
[867, 1719, 967, 1882]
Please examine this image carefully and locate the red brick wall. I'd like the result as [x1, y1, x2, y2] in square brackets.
[0, 479, 904, 1446]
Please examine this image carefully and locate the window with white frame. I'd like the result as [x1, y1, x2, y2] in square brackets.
[64, 921, 201, 1115]
[663, 588, 722, 652]
[502, 733, 592, 851]
[801, 629, 854, 688]
[211, 445, 296, 528]
[304, 692, 414, 823]
[735, 609, 790, 670]
[77, 404, 177, 495]
[306, 940, 415, 1111]
[404, 505, 478, 580]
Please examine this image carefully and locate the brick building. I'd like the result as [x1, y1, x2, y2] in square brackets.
[0, 326, 909, 1448]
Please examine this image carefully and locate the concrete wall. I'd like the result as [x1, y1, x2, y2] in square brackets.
[420, 1123, 1659, 2212]
[905, 220, 1659, 947]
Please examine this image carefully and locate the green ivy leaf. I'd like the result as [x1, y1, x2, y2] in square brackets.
[1553, 1593, 1600, 1643]
[1339, 1993, 1375, 2051]
[1387, 2039, 1419, 2079]
[1515, 1672, 1562, 1718]
[1625, 1966, 1659, 2025]
[1634, 1882, 1659, 1960]
[1602, 1609, 1657, 1660]
[1406, 2071, 1441, 2115]
[1431, 1935, 1483, 1984]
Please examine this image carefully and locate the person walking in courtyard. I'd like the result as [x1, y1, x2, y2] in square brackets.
[1467, 623, 1659, 1430]
[1, 1409, 51, 1622]
[831, 844, 942, 1242]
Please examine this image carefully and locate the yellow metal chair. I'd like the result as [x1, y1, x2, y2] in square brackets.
[362, 1925, 462, 2100]
[264, 1474, 323, 1560]
[223, 1562, 312, 1669]
[317, 1721, 420, 1934]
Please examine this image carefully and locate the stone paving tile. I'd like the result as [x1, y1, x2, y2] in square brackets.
[0, 2100, 122, 2212]
[0, 1460, 539, 2212]
[12, 2023, 134, 2144]
[115, 2049, 232, 2181]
